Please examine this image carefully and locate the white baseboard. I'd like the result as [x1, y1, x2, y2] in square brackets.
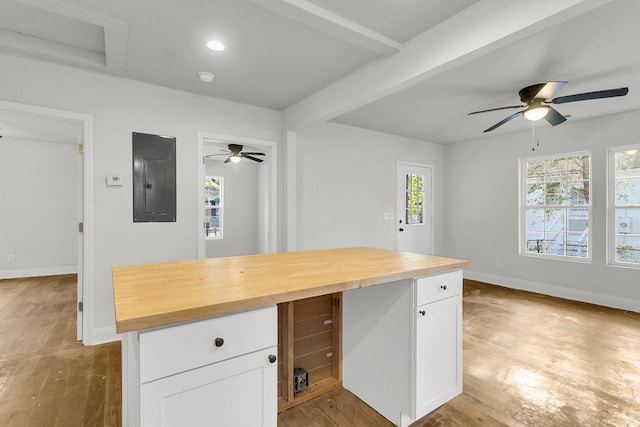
[0, 265, 78, 280]
[85, 325, 120, 346]
[464, 270, 640, 313]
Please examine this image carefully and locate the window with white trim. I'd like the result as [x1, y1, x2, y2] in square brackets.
[520, 152, 591, 260]
[608, 145, 640, 267]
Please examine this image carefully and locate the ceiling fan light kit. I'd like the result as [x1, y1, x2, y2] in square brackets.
[469, 81, 629, 132]
[523, 104, 549, 121]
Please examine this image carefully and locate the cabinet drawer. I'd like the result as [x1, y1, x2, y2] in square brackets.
[139, 305, 277, 383]
[416, 270, 462, 306]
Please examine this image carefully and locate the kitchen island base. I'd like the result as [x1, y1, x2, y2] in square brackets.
[113, 247, 468, 427]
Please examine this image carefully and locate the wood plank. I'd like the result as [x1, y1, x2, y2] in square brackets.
[113, 247, 469, 332]
[293, 349, 333, 374]
[293, 314, 332, 338]
[293, 295, 332, 321]
[331, 294, 342, 383]
[293, 330, 332, 358]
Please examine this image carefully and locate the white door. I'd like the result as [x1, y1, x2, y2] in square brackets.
[396, 162, 433, 254]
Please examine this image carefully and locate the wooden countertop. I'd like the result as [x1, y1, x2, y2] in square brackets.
[112, 247, 469, 333]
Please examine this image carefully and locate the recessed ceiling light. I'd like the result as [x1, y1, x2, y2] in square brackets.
[198, 72, 215, 83]
[206, 40, 225, 51]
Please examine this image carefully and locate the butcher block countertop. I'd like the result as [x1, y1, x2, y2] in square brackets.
[112, 247, 469, 334]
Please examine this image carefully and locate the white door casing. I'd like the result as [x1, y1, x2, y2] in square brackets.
[396, 161, 433, 254]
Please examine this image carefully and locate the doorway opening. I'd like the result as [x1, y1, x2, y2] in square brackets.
[197, 132, 277, 258]
[0, 100, 92, 342]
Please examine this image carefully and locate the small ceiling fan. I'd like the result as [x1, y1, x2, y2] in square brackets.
[205, 143, 266, 163]
[468, 81, 629, 132]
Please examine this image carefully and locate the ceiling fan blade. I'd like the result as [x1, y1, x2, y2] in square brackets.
[468, 105, 525, 115]
[205, 153, 227, 157]
[484, 111, 522, 132]
[549, 87, 628, 104]
[544, 106, 567, 126]
[241, 152, 265, 156]
[243, 154, 264, 163]
[224, 157, 231, 164]
[533, 81, 567, 100]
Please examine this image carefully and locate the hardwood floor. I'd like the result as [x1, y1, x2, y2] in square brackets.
[280, 280, 640, 427]
[0, 275, 121, 427]
[1, 275, 638, 426]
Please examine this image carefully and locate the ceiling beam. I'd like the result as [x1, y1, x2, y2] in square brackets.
[283, 0, 614, 130]
[244, 0, 402, 56]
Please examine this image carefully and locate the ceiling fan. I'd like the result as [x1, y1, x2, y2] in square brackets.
[205, 143, 266, 163]
[468, 81, 629, 132]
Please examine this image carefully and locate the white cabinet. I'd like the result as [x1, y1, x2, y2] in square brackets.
[122, 305, 278, 427]
[140, 346, 277, 427]
[343, 270, 462, 427]
[415, 294, 462, 419]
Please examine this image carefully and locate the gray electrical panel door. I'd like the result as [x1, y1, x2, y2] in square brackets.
[133, 132, 176, 222]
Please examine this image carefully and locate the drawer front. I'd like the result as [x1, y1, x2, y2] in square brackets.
[139, 305, 277, 383]
[416, 270, 462, 306]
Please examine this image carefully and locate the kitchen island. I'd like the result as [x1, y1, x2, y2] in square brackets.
[113, 247, 469, 426]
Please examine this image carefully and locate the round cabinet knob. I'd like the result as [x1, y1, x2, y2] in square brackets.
[268, 354, 277, 364]
[419, 310, 426, 316]
[214, 337, 224, 347]
[440, 285, 447, 290]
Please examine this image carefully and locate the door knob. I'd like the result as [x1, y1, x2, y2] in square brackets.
[440, 285, 447, 290]
[214, 337, 224, 347]
[268, 354, 277, 364]
[419, 310, 426, 316]
[399, 228, 404, 232]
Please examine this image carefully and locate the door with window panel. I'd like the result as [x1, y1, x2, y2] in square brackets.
[396, 163, 433, 255]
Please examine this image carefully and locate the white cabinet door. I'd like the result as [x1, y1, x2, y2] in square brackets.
[415, 295, 462, 419]
[141, 346, 278, 427]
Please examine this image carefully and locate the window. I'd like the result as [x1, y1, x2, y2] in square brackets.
[404, 173, 424, 225]
[204, 175, 223, 239]
[520, 152, 591, 261]
[608, 145, 640, 267]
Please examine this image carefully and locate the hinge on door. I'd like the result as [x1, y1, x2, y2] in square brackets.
[78, 144, 83, 154]
[78, 222, 84, 233]
[78, 301, 83, 312]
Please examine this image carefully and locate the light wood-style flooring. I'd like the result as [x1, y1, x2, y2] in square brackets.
[0, 275, 121, 426]
[1, 275, 638, 426]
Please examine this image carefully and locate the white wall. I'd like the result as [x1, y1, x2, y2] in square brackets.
[295, 122, 446, 253]
[444, 109, 640, 312]
[0, 138, 78, 277]
[0, 52, 281, 343]
[205, 161, 259, 258]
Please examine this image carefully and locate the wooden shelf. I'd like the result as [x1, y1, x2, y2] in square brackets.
[277, 293, 342, 412]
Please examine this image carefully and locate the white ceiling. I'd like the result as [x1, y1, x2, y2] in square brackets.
[1, 0, 639, 144]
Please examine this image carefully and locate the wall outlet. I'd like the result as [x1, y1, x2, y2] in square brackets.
[8, 254, 15, 263]
[495, 259, 501, 268]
